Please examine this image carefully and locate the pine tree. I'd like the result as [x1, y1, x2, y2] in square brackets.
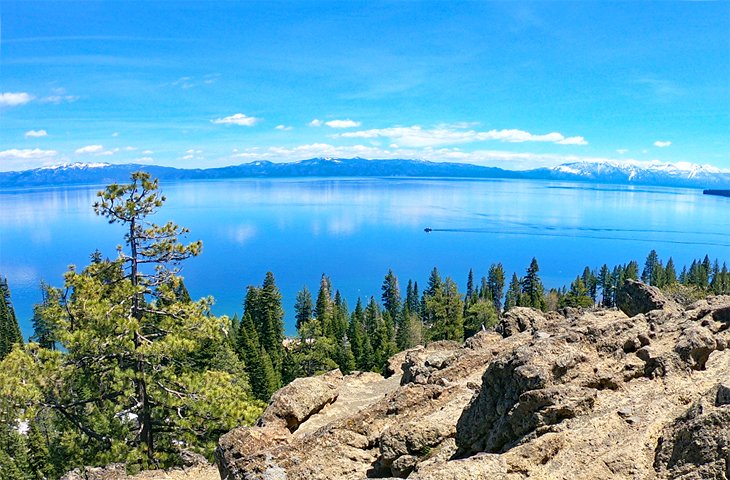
[581, 266, 598, 302]
[315, 274, 333, 337]
[519, 258, 546, 310]
[504, 273, 521, 312]
[396, 309, 423, 350]
[463, 299, 497, 338]
[294, 286, 314, 331]
[642, 250, 660, 284]
[238, 312, 277, 402]
[348, 298, 365, 368]
[259, 272, 285, 379]
[0, 276, 23, 360]
[426, 278, 464, 342]
[26, 420, 52, 480]
[597, 264, 613, 307]
[464, 269, 475, 311]
[1, 173, 262, 468]
[421, 268, 444, 328]
[559, 276, 593, 308]
[664, 258, 677, 286]
[381, 269, 402, 322]
[487, 263, 505, 313]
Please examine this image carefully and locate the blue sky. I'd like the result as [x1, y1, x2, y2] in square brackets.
[1, 1, 728, 172]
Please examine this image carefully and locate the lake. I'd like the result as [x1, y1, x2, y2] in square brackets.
[1, 177, 729, 337]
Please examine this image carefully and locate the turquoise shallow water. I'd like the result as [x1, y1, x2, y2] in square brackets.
[2, 177, 729, 336]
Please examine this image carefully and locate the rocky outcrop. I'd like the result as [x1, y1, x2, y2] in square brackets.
[257, 369, 343, 431]
[654, 383, 730, 479]
[217, 288, 730, 480]
[617, 278, 678, 317]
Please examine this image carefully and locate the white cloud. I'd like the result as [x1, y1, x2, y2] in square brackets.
[308, 119, 323, 127]
[24, 129, 48, 138]
[39, 95, 79, 104]
[0, 92, 34, 107]
[123, 146, 137, 151]
[142, 149, 154, 154]
[134, 157, 154, 163]
[0, 148, 59, 171]
[226, 142, 711, 172]
[112, 132, 119, 137]
[339, 125, 587, 147]
[0, 148, 57, 159]
[211, 113, 260, 126]
[275, 125, 293, 131]
[654, 141, 672, 148]
[75, 145, 105, 154]
[325, 119, 361, 129]
[616, 149, 628, 155]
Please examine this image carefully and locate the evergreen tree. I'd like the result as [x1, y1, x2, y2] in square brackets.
[421, 268, 444, 328]
[294, 286, 314, 331]
[624, 260, 639, 280]
[238, 312, 277, 402]
[315, 274, 333, 337]
[597, 264, 613, 307]
[664, 257, 677, 286]
[581, 266, 598, 302]
[258, 272, 285, 378]
[31, 289, 57, 349]
[396, 309, 423, 350]
[381, 269, 402, 323]
[519, 258, 546, 310]
[464, 269, 475, 310]
[26, 419, 52, 480]
[559, 276, 594, 308]
[463, 299, 497, 338]
[1, 173, 262, 468]
[426, 278, 464, 341]
[642, 250, 660, 284]
[504, 273, 521, 312]
[348, 298, 366, 368]
[487, 263, 505, 314]
[0, 277, 23, 360]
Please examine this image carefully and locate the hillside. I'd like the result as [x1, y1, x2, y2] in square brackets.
[3, 158, 730, 189]
[216, 281, 730, 480]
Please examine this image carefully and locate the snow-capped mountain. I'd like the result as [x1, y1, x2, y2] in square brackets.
[1, 158, 729, 189]
[537, 160, 730, 187]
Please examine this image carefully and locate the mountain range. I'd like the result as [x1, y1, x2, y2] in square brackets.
[2, 157, 729, 189]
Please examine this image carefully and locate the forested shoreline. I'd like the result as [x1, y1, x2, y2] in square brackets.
[1, 173, 728, 479]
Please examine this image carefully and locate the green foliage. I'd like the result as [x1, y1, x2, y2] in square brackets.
[381, 269, 401, 322]
[0, 173, 262, 474]
[487, 263, 505, 314]
[294, 286, 313, 330]
[504, 273, 521, 312]
[424, 278, 464, 342]
[519, 258, 546, 311]
[0, 276, 23, 361]
[559, 276, 594, 308]
[463, 299, 497, 338]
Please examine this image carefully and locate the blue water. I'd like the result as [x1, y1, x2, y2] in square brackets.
[1, 178, 729, 337]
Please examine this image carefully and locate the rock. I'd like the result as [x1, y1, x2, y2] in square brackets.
[495, 307, 546, 337]
[617, 279, 676, 317]
[401, 341, 462, 385]
[455, 337, 598, 456]
[218, 297, 730, 480]
[653, 385, 730, 479]
[674, 325, 717, 370]
[258, 368, 343, 431]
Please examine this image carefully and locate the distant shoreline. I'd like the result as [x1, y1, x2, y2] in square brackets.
[703, 189, 730, 198]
